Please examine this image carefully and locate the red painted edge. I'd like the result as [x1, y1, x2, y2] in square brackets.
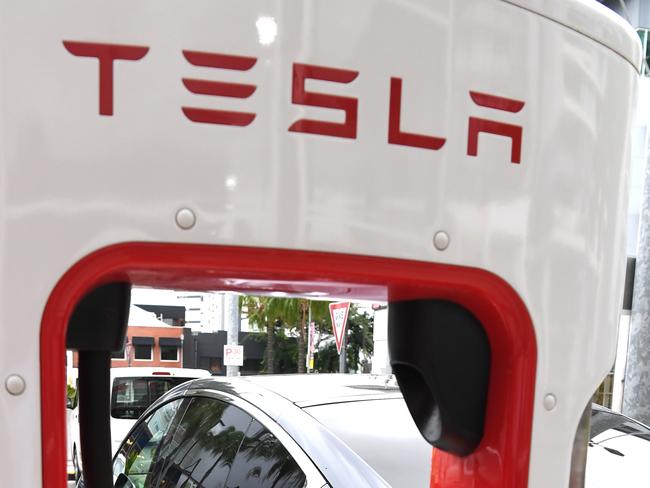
[40, 242, 536, 488]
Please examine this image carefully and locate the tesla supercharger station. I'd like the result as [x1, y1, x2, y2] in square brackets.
[0, 0, 640, 487]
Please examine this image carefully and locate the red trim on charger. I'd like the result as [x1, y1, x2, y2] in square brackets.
[40, 243, 536, 488]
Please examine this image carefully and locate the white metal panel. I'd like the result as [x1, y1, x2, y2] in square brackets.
[0, 1, 636, 486]
[504, 0, 641, 70]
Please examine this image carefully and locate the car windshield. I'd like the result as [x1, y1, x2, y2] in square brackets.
[111, 377, 195, 420]
[590, 407, 650, 444]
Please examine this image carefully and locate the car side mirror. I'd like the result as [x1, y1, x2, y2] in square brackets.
[114, 473, 136, 488]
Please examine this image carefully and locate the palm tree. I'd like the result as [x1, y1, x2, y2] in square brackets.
[271, 298, 329, 374]
[241, 296, 279, 374]
[243, 295, 331, 374]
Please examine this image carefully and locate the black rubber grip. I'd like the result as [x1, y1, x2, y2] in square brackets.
[389, 299, 490, 456]
[78, 351, 113, 488]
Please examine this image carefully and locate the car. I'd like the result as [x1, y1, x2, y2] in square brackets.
[110, 374, 432, 487]
[105, 374, 650, 488]
[585, 403, 650, 488]
[67, 367, 211, 483]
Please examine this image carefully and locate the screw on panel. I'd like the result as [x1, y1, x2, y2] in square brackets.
[433, 231, 450, 251]
[543, 393, 557, 411]
[5, 374, 26, 396]
[175, 208, 196, 230]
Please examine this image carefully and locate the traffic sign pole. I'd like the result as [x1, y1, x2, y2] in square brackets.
[339, 329, 347, 374]
[224, 292, 240, 377]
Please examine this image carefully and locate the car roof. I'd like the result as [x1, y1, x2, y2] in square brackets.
[109, 367, 211, 379]
[177, 373, 429, 487]
[207, 373, 403, 407]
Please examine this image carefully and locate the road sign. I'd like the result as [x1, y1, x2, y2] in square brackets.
[329, 302, 350, 354]
[308, 322, 316, 354]
[224, 345, 244, 366]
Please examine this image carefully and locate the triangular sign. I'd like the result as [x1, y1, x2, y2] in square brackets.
[329, 302, 350, 355]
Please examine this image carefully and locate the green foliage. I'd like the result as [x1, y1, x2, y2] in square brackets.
[241, 295, 373, 374]
[314, 305, 374, 373]
[345, 307, 374, 371]
[66, 383, 78, 409]
[272, 328, 299, 373]
[314, 342, 339, 373]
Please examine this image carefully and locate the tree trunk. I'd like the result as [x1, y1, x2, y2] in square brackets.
[266, 321, 275, 374]
[297, 301, 307, 373]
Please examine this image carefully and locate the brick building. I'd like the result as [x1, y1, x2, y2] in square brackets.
[111, 305, 185, 368]
[72, 305, 186, 368]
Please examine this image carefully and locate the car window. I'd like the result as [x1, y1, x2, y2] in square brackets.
[590, 408, 650, 443]
[111, 377, 196, 419]
[152, 396, 252, 488]
[113, 398, 185, 488]
[227, 418, 306, 488]
[151, 396, 308, 488]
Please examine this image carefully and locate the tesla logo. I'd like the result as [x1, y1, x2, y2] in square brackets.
[181, 50, 258, 126]
[289, 63, 359, 139]
[63, 40, 525, 164]
[389, 77, 446, 151]
[63, 41, 149, 116]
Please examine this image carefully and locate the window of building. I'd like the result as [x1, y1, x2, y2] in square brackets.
[132, 336, 154, 361]
[209, 357, 223, 375]
[160, 345, 178, 361]
[159, 337, 182, 362]
[134, 345, 152, 360]
[593, 370, 615, 409]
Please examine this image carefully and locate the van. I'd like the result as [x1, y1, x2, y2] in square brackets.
[67, 367, 211, 481]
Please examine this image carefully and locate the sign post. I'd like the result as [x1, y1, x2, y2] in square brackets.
[307, 321, 316, 372]
[224, 292, 241, 376]
[329, 302, 350, 373]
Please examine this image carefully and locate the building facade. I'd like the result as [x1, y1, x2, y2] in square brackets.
[182, 329, 266, 375]
[110, 324, 184, 368]
[71, 305, 186, 369]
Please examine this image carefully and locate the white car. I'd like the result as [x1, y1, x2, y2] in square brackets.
[67, 367, 211, 482]
[107, 374, 650, 488]
[110, 374, 437, 487]
[585, 404, 650, 488]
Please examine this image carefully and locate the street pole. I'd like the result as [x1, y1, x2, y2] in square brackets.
[624, 148, 650, 424]
[225, 292, 240, 377]
[307, 303, 312, 373]
[339, 331, 346, 374]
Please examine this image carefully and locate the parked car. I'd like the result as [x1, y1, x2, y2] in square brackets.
[102, 374, 650, 488]
[67, 367, 211, 482]
[585, 403, 650, 488]
[111, 374, 431, 487]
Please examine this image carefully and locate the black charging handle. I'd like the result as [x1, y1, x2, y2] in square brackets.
[66, 282, 131, 488]
[388, 299, 490, 456]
